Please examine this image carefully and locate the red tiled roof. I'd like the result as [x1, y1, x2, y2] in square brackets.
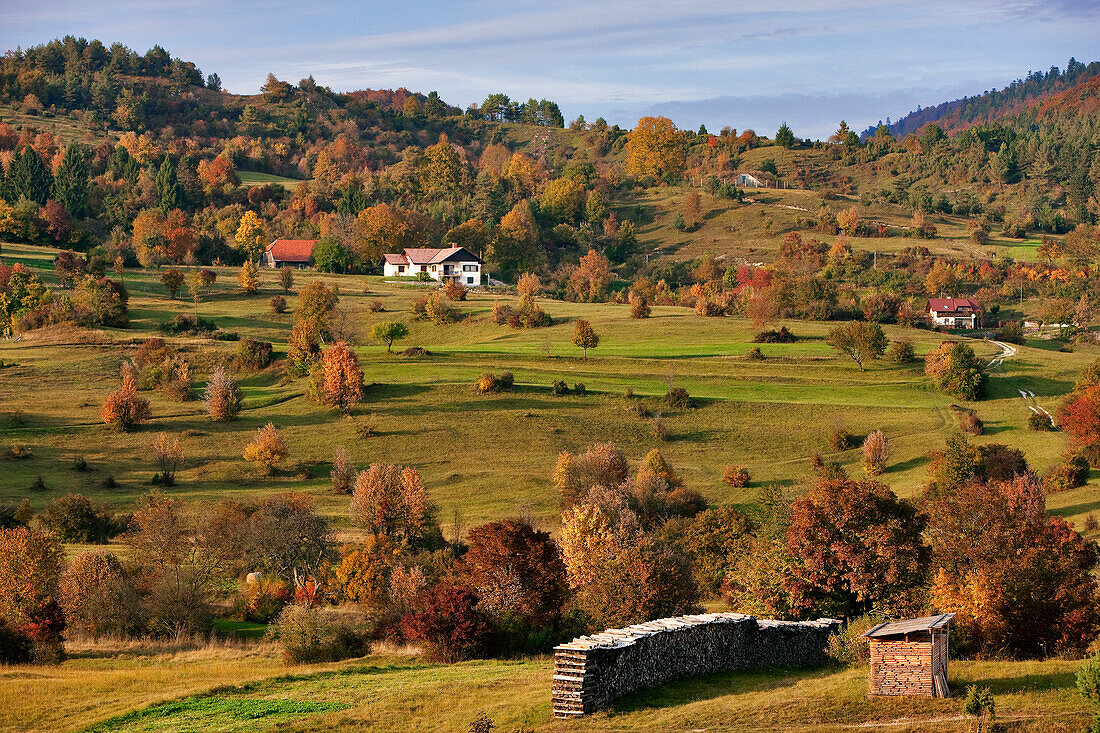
[266, 239, 316, 263]
[382, 253, 409, 265]
[928, 298, 980, 313]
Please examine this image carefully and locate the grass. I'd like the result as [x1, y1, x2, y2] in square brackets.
[0, 242, 1093, 535]
[0, 639, 1087, 732]
[236, 170, 307, 187]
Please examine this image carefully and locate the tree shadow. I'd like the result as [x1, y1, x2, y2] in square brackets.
[609, 666, 829, 714]
[886, 455, 928, 474]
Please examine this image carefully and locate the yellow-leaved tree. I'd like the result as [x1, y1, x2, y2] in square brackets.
[235, 210, 267, 260]
[626, 116, 686, 182]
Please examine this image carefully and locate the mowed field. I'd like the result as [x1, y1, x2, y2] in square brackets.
[0, 242, 1094, 535]
[1, 640, 1088, 732]
[2, 241, 1099, 731]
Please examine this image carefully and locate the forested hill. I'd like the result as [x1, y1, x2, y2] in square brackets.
[862, 57, 1100, 139]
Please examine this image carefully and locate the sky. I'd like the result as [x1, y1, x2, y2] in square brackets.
[1, 0, 1099, 138]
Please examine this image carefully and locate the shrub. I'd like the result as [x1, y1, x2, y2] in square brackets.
[158, 313, 217, 335]
[410, 297, 428, 319]
[369, 300, 385, 312]
[134, 337, 169, 367]
[203, 366, 242, 421]
[552, 380, 569, 395]
[269, 604, 370, 664]
[238, 578, 292, 624]
[652, 417, 669, 441]
[498, 371, 514, 389]
[491, 301, 512, 324]
[243, 423, 289, 473]
[401, 346, 430, 357]
[269, 295, 287, 314]
[30, 475, 46, 492]
[151, 432, 184, 486]
[101, 370, 151, 432]
[630, 294, 651, 319]
[826, 612, 884, 667]
[1028, 411, 1056, 431]
[1045, 454, 1091, 493]
[664, 387, 695, 409]
[9, 443, 32, 459]
[72, 456, 89, 472]
[401, 584, 494, 662]
[723, 465, 750, 487]
[475, 373, 501, 394]
[998, 320, 1025, 345]
[573, 382, 586, 396]
[753, 327, 796, 343]
[0, 620, 31, 664]
[234, 338, 274, 370]
[962, 686, 996, 730]
[40, 494, 120, 543]
[829, 428, 857, 451]
[887, 339, 916, 363]
[443, 280, 468, 301]
[746, 347, 764, 360]
[424, 292, 458, 324]
[468, 711, 495, 733]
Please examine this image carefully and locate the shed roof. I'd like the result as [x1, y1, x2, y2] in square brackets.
[862, 613, 956, 639]
[266, 239, 316, 263]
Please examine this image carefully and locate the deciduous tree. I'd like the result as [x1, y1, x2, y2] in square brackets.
[826, 322, 888, 371]
[572, 319, 599, 359]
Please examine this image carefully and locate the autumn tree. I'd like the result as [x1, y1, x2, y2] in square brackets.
[926, 475, 1099, 656]
[1060, 386, 1100, 451]
[237, 259, 260, 294]
[203, 366, 242, 421]
[925, 341, 986, 400]
[243, 422, 289, 473]
[350, 464, 434, 545]
[371, 321, 408, 353]
[786, 475, 927, 619]
[59, 551, 141, 638]
[489, 199, 542, 277]
[627, 116, 687, 182]
[458, 519, 567, 627]
[572, 319, 599, 359]
[234, 210, 267, 260]
[567, 249, 612, 302]
[318, 341, 364, 412]
[287, 319, 321, 377]
[401, 584, 493, 662]
[279, 266, 294, 294]
[861, 430, 889, 476]
[151, 432, 184, 486]
[101, 367, 151, 431]
[925, 260, 958, 295]
[0, 527, 65, 662]
[160, 268, 184, 299]
[295, 281, 339, 336]
[682, 190, 702, 229]
[825, 322, 888, 371]
[553, 443, 630, 509]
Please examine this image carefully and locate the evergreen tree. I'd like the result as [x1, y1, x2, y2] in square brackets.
[8, 148, 53, 205]
[156, 155, 184, 211]
[54, 142, 90, 219]
[775, 122, 796, 149]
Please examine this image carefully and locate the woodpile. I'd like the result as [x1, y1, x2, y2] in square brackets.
[552, 613, 840, 718]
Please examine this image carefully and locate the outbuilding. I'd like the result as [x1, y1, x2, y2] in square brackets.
[863, 614, 955, 698]
[262, 239, 316, 269]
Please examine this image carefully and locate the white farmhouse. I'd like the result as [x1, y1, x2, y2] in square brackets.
[928, 298, 981, 329]
[381, 247, 484, 286]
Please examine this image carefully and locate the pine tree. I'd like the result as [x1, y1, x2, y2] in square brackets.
[54, 142, 90, 219]
[9, 147, 53, 205]
[155, 155, 184, 211]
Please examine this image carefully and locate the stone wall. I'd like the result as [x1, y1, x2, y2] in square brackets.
[552, 613, 841, 718]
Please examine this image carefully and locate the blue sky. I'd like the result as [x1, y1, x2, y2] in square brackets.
[2, 0, 1098, 138]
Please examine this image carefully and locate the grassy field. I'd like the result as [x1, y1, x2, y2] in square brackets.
[236, 170, 309, 187]
[0, 242, 1092, 536]
[0, 639, 1088, 732]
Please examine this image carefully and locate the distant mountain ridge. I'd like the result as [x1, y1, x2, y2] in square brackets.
[862, 58, 1100, 139]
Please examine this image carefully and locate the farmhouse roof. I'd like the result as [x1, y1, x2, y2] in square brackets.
[928, 297, 980, 313]
[266, 239, 316, 263]
[862, 613, 956, 639]
[382, 252, 409, 265]
[399, 247, 483, 265]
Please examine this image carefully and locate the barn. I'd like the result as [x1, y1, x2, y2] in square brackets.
[863, 614, 955, 698]
[262, 239, 316, 269]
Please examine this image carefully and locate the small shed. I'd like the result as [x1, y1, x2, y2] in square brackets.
[862, 614, 955, 698]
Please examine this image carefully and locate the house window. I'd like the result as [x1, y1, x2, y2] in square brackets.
[466, 277, 474, 285]
[431, 265, 437, 272]
[463, 264, 478, 272]
[398, 265, 405, 274]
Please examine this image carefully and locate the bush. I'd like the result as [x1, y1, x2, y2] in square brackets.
[959, 411, 984, 435]
[424, 292, 458, 324]
[861, 430, 889, 476]
[9, 443, 32, 459]
[962, 686, 996, 729]
[723, 465, 750, 487]
[746, 347, 764, 360]
[59, 551, 142, 637]
[826, 612, 884, 667]
[552, 380, 569, 396]
[269, 604, 371, 664]
[101, 371, 151, 432]
[40, 494, 120, 543]
[998, 320, 1025, 345]
[925, 341, 986, 400]
[573, 382, 586, 396]
[234, 338, 274, 370]
[443, 281, 468, 301]
[1045, 454, 1091, 493]
[887, 339, 915, 363]
[401, 584, 493, 662]
[243, 423, 289, 472]
[1028, 411, 1056, 431]
[498, 371, 514, 389]
[158, 313, 217, 335]
[474, 373, 503, 394]
[664, 387, 695, 409]
[491, 302, 512, 324]
[753, 327, 796, 343]
[630, 295, 651, 319]
[829, 428, 857, 451]
[0, 620, 31, 664]
[203, 366, 242, 421]
[269, 295, 287, 314]
[72, 456, 89, 471]
[238, 578, 292, 624]
[369, 300, 385, 312]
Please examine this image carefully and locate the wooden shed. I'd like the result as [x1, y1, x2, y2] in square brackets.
[862, 614, 955, 698]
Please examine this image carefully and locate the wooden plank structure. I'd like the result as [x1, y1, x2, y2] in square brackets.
[862, 614, 955, 698]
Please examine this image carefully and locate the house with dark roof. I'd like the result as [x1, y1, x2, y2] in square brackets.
[262, 239, 316, 269]
[382, 246, 484, 285]
[928, 298, 980, 329]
